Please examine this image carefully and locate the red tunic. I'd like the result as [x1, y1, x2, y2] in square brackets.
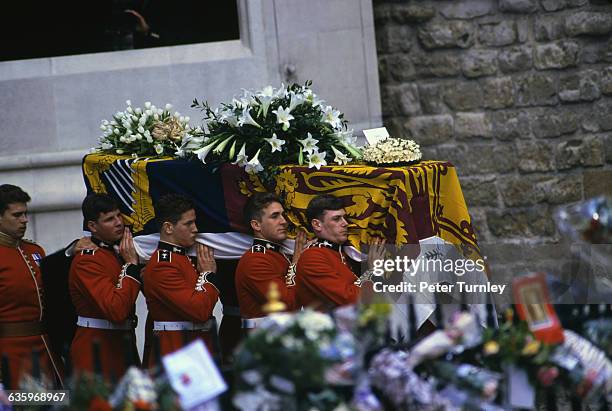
[0, 235, 63, 389]
[235, 238, 297, 319]
[68, 239, 140, 381]
[142, 242, 219, 369]
[296, 240, 363, 310]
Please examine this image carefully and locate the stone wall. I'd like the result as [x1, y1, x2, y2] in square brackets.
[374, 0, 612, 294]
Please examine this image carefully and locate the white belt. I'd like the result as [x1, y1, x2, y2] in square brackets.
[153, 319, 215, 331]
[241, 317, 267, 329]
[77, 316, 136, 330]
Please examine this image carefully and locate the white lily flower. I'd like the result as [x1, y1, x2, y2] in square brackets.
[119, 136, 127, 143]
[135, 107, 142, 114]
[145, 109, 152, 116]
[213, 136, 234, 154]
[101, 142, 113, 150]
[265, 133, 286, 153]
[298, 133, 319, 154]
[220, 112, 239, 128]
[144, 101, 151, 109]
[307, 149, 327, 170]
[154, 144, 163, 155]
[258, 86, 274, 118]
[153, 114, 159, 121]
[288, 92, 305, 112]
[146, 136, 154, 143]
[272, 106, 294, 131]
[322, 105, 342, 129]
[116, 149, 124, 154]
[114, 128, 120, 134]
[100, 125, 107, 131]
[233, 143, 248, 166]
[157, 108, 163, 115]
[165, 103, 172, 110]
[135, 133, 143, 140]
[184, 116, 190, 123]
[126, 100, 132, 106]
[331, 146, 351, 165]
[239, 107, 262, 129]
[137, 126, 145, 133]
[131, 115, 138, 121]
[244, 149, 263, 174]
[193, 139, 218, 163]
[126, 106, 134, 114]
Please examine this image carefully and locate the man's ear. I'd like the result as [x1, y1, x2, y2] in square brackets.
[311, 219, 322, 233]
[250, 219, 261, 234]
[162, 221, 174, 236]
[86, 220, 97, 234]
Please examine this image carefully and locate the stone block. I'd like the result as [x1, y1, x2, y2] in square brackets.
[499, 0, 538, 13]
[397, 83, 421, 116]
[516, 141, 555, 172]
[374, 4, 436, 25]
[567, 0, 588, 6]
[418, 83, 447, 114]
[531, 108, 579, 138]
[535, 15, 566, 41]
[376, 25, 413, 54]
[583, 99, 612, 132]
[414, 52, 462, 78]
[534, 41, 580, 70]
[545, 174, 583, 204]
[556, 136, 605, 169]
[444, 81, 484, 111]
[386, 54, 417, 82]
[601, 67, 612, 95]
[516, 72, 558, 106]
[540, 0, 568, 11]
[380, 85, 399, 116]
[440, 0, 495, 19]
[462, 50, 498, 78]
[405, 114, 454, 146]
[482, 76, 515, 109]
[498, 46, 533, 73]
[566, 12, 612, 37]
[487, 206, 556, 238]
[499, 175, 549, 206]
[584, 169, 612, 198]
[438, 143, 517, 174]
[455, 112, 493, 139]
[479, 21, 517, 47]
[491, 110, 532, 140]
[418, 21, 475, 50]
[461, 176, 499, 207]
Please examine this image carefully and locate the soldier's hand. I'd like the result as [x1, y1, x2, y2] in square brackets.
[291, 229, 307, 264]
[367, 237, 386, 270]
[74, 237, 97, 254]
[197, 243, 217, 273]
[119, 227, 139, 265]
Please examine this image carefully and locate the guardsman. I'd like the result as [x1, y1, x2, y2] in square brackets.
[235, 193, 305, 329]
[69, 194, 141, 380]
[0, 184, 63, 388]
[296, 194, 385, 311]
[142, 194, 220, 368]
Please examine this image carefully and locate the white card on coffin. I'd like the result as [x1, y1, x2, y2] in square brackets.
[162, 340, 227, 410]
[362, 127, 389, 145]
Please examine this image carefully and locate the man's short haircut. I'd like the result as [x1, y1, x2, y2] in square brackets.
[243, 192, 282, 226]
[155, 194, 195, 228]
[305, 194, 344, 227]
[82, 193, 120, 223]
[0, 184, 31, 215]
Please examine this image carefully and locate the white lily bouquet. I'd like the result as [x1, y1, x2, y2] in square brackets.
[190, 81, 362, 181]
[96, 100, 198, 157]
[361, 136, 422, 166]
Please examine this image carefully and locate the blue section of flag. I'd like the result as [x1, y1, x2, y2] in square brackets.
[144, 159, 231, 234]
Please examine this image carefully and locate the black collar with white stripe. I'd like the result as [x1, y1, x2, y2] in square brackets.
[91, 236, 115, 251]
[251, 238, 282, 253]
[157, 241, 187, 255]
